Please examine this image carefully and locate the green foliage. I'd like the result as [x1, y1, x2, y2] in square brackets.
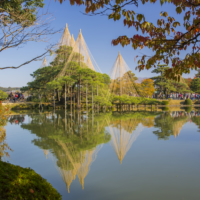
[183, 106, 192, 113]
[184, 99, 192, 105]
[190, 78, 200, 93]
[153, 112, 188, 140]
[0, 161, 61, 200]
[191, 116, 200, 132]
[162, 101, 169, 105]
[0, 90, 8, 100]
[112, 95, 161, 105]
[0, 102, 11, 159]
[1, 0, 44, 24]
[161, 107, 169, 111]
[24, 45, 112, 106]
[152, 65, 190, 96]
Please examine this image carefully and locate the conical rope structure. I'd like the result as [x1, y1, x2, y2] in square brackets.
[109, 122, 143, 164]
[57, 29, 101, 78]
[110, 52, 141, 97]
[59, 24, 71, 47]
[70, 34, 76, 49]
[40, 57, 48, 68]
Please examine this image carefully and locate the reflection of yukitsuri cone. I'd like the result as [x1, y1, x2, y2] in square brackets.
[56, 141, 81, 193]
[172, 119, 187, 138]
[43, 149, 49, 159]
[77, 146, 102, 190]
[59, 163, 80, 193]
[110, 124, 143, 164]
[112, 118, 143, 133]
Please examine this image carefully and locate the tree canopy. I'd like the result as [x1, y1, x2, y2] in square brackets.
[152, 64, 190, 96]
[190, 78, 200, 93]
[0, 0, 58, 70]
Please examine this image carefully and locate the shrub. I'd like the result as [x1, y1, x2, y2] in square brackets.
[184, 99, 192, 105]
[0, 90, 8, 100]
[0, 161, 61, 200]
[184, 106, 192, 113]
[194, 100, 200, 104]
[162, 100, 169, 105]
[162, 107, 169, 111]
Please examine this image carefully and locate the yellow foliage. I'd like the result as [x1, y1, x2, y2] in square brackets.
[139, 79, 155, 97]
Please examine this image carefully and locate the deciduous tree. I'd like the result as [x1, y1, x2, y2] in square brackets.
[140, 79, 155, 97]
[0, 0, 59, 70]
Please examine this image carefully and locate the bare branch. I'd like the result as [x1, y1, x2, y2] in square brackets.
[0, 49, 50, 70]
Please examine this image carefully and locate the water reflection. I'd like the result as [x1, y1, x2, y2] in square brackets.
[21, 111, 111, 192]
[109, 112, 157, 164]
[16, 109, 200, 193]
[153, 112, 188, 140]
[0, 110, 12, 160]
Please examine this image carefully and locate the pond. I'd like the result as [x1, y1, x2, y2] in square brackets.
[3, 110, 200, 200]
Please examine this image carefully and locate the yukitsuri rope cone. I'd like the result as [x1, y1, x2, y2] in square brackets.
[57, 28, 101, 78]
[110, 52, 140, 97]
[41, 57, 48, 68]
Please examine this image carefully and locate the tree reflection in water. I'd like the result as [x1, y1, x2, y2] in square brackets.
[21, 111, 111, 192]
[20, 109, 200, 192]
[0, 103, 12, 160]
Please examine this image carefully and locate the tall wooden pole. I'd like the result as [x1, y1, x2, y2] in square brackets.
[119, 52, 122, 96]
[86, 83, 88, 112]
[78, 30, 81, 109]
[70, 86, 72, 112]
[92, 85, 93, 111]
[79, 75, 81, 108]
[65, 83, 66, 111]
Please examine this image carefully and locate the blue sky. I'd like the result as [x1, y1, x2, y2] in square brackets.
[0, 0, 196, 87]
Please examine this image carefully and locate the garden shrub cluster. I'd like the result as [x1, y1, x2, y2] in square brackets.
[162, 101, 169, 105]
[0, 161, 61, 200]
[184, 99, 192, 105]
[112, 95, 163, 105]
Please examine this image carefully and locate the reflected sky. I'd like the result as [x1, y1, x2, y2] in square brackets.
[3, 110, 200, 200]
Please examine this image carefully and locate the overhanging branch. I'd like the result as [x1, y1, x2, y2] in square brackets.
[0, 49, 50, 70]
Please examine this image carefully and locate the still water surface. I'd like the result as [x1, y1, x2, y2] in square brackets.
[4, 110, 200, 200]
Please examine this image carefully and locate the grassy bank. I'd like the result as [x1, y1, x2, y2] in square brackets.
[0, 161, 61, 200]
[3, 102, 54, 110]
[2, 99, 199, 111]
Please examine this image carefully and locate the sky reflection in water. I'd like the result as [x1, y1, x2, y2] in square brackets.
[4, 110, 200, 200]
